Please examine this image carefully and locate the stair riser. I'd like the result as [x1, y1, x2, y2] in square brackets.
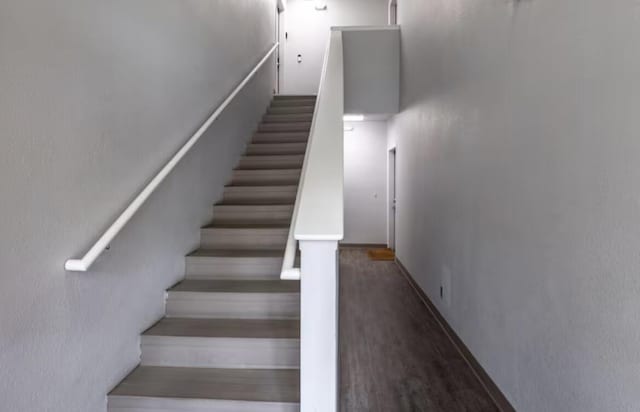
[246, 144, 307, 156]
[213, 205, 294, 221]
[230, 171, 301, 186]
[141, 336, 300, 369]
[166, 292, 300, 319]
[186, 256, 283, 279]
[222, 187, 297, 204]
[237, 156, 304, 170]
[201, 228, 288, 250]
[109, 396, 300, 412]
[270, 99, 316, 107]
[263, 115, 313, 123]
[258, 123, 311, 133]
[252, 134, 309, 144]
[267, 106, 315, 115]
[273, 95, 316, 100]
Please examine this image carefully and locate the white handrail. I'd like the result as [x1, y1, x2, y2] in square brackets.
[279, 43, 328, 281]
[280, 30, 344, 280]
[65, 43, 279, 272]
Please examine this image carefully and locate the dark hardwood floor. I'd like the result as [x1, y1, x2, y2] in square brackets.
[339, 248, 499, 412]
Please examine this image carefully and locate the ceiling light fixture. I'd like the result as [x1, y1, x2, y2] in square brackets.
[343, 114, 365, 122]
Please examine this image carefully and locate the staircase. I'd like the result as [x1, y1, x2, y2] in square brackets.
[108, 95, 316, 412]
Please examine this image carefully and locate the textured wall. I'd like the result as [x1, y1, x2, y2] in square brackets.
[0, 1, 276, 411]
[343, 121, 388, 244]
[343, 28, 400, 115]
[282, 0, 388, 94]
[388, 0, 640, 411]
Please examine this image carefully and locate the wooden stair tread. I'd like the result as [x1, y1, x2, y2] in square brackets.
[189, 249, 286, 258]
[209, 220, 292, 227]
[170, 279, 300, 294]
[218, 196, 296, 205]
[223, 185, 298, 191]
[217, 200, 295, 206]
[273, 95, 316, 100]
[144, 318, 299, 339]
[110, 366, 300, 403]
[205, 221, 290, 229]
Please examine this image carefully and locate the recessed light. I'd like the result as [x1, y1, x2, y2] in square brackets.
[314, 0, 327, 10]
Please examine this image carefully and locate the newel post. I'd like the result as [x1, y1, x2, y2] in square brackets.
[298, 239, 340, 412]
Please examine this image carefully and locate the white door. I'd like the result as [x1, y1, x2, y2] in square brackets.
[282, 1, 329, 94]
[275, 5, 282, 94]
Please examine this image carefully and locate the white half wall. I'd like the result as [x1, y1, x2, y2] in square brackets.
[342, 27, 400, 115]
[0, 1, 276, 411]
[389, 1, 640, 411]
[343, 121, 388, 245]
[282, 0, 388, 94]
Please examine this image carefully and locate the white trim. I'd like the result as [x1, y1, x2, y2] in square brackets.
[280, 31, 344, 280]
[387, 147, 397, 250]
[65, 43, 279, 272]
[388, 0, 398, 25]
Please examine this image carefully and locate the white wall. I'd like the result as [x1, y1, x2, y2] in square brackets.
[343, 121, 387, 244]
[282, 0, 388, 94]
[0, 1, 276, 411]
[389, 1, 640, 411]
[343, 27, 400, 115]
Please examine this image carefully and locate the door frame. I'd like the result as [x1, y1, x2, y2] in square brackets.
[388, 0, 398, 25]
[388, 147, 397, 250]
[275, 3, 285, 94]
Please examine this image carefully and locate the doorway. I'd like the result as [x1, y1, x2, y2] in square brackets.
[275, 3, 284, 94]
[388, 147, 396, 250]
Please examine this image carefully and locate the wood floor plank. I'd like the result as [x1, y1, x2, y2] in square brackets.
[339, 248, 499, 412]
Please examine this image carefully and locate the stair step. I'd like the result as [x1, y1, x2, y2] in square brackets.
[200, 225, 289, 250]
[229, 169, 301, 186]
[166, 281, 299, 318]
[253, 132, 309, 144]
[167, 278, 300, 317]
[273, 95, 316, 100]
[185, 249, 293, 280]
[141, 318, 300, 368]
[221, 185, 297, 205]
[267, 106, 315, 115]
[263, 114, 313, 124]
[270, 99, 316, 107]
[213, 204, 294, 222]
[237, 155, 304, 170]
[108, 366, 299, 412]
[170, 279, 300, 293]
[258, 122, 311, 133]
[247, 143, 307, 156]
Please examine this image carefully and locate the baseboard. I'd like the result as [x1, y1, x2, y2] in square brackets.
[339, 243, 388, 249]
[395, 258, 516, 412]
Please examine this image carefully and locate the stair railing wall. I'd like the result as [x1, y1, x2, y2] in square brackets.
[280, 29, 344, 412]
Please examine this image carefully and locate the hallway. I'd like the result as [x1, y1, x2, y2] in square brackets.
[339, 248, 498, 412]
